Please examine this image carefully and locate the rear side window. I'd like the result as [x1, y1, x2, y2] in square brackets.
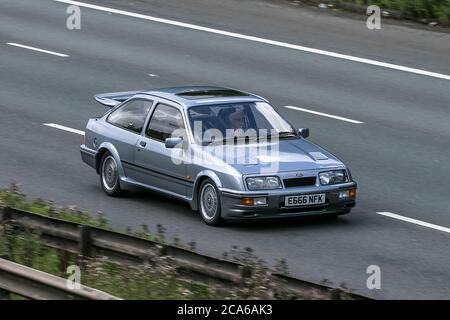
[107, 99, 153, 134]
[146, 104, 185, 141]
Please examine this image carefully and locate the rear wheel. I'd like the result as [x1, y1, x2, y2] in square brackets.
[100, 152, 123, 197]
[198, 179, 223, 226]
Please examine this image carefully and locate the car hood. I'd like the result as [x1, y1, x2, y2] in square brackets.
[198, 138, 345, 175]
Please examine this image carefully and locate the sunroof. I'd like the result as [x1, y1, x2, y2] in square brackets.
[176, 89, 247, 100]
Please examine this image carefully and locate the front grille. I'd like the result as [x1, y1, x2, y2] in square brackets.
[283, 177, 317, 188]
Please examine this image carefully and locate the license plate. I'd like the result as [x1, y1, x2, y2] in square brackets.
[284, 194, 326, 207]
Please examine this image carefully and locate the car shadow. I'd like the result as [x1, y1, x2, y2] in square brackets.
[225, 214, 355, 231]
[123, 187, 358, 231]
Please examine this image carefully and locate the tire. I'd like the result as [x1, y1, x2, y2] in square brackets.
[198, 179, 223, 226]
[99, 152, 123, 197]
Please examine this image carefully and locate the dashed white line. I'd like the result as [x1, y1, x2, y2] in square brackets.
[54, 0, 450, 81]
[284, 106, 364, 124]
[43, 123, 85, 136]
[7, 43, 69, 58]
[377, 212, 450, 234]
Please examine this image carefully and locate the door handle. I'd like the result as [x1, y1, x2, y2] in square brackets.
[139, 141, 146, 148]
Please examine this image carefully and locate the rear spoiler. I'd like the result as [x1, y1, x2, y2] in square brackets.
[94, 91, 142, 107]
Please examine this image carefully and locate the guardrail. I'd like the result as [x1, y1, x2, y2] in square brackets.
[0, 206, 370, 300]
[0, 257, 120, 300]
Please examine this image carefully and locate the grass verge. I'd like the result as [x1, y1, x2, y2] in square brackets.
[0, 182, 337, 300]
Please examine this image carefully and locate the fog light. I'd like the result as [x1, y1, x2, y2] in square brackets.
[253, 197, 267, 206]
[339, 191, 349, 199]
[349, 188, 357, 198]
[241, 197, 267, 206]
[241, 197, 254, 206]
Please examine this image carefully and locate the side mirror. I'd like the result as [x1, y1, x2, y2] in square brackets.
[298, 128, 310, 138]
[165, 137, 183, 149]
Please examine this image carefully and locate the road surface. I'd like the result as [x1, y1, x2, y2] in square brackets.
[1, 0, 449, 299]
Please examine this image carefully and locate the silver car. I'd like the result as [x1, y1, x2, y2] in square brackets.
[80, 86, 357, 225]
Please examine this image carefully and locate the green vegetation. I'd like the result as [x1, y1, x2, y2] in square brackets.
[0, 182, 324, 300]
[0, 225, 224, 299]
[346, 0, 450, 24]
[0, 225, 308, 299]
[0, 182, 109, 228]
[0, 182, 167, 243]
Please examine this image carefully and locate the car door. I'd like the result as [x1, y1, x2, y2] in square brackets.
[104, 98, 153, 178]
[133, 102, 190, 197]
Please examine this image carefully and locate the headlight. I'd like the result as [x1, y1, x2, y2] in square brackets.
[246, 176, 281, 190]
[319, 170, 349, 185]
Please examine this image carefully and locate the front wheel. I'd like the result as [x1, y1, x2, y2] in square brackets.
[198, 179, 223, 226]
[100, 152, 123, 197]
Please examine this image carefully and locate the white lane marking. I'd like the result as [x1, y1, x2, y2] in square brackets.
[43, 123, 85, 135]
[148, 73, 159, 77]
[7, 43, 69, 57]
[377, 212, 450, 234]
[54, 0, 450, 81]
[284, 106, 364, 124]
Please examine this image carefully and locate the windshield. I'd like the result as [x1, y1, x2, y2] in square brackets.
[188, 102, 296, 144]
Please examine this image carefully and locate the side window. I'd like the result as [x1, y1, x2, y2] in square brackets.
[107, 99, 153, 134]
[146, 104, 186, 141]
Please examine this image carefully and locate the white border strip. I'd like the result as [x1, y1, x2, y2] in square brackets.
[284, 106, 364, 124]
[43, 123, 85, 135]
[377, 212, 450, 234]
[54, 0, 450, 81]
[7, 43, 69, 57]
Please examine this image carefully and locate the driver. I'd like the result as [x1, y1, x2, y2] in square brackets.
[227, 108, 246, 130]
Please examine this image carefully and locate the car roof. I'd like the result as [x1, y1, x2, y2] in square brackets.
[140, 86, 266, 107]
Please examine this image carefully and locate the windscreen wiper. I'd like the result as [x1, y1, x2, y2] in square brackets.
[268, 131, 297, 139]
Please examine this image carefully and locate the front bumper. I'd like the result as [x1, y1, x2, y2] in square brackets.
[219, 182, 357, 220]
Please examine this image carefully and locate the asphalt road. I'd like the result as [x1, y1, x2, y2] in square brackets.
[1, 0, 450, 299]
